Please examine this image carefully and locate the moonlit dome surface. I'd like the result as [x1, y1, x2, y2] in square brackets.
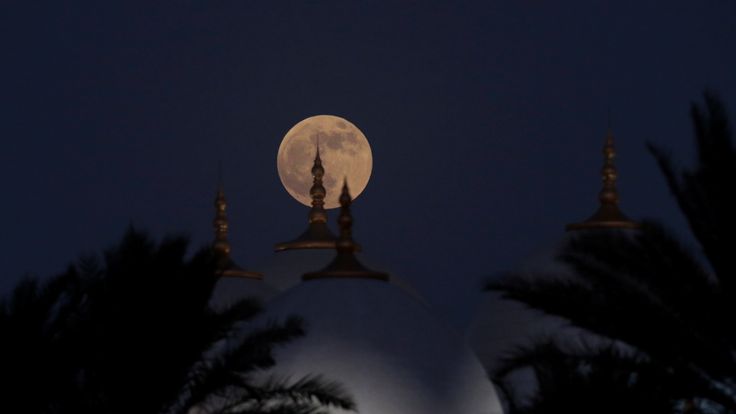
[254, 277, 504, 414]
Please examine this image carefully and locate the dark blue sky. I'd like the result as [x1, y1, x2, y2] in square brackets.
[2, 1, 735, 325]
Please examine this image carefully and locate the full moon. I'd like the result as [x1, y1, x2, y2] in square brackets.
[277, 115, 373, 209]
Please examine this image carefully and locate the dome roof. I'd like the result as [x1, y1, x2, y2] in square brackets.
[255, 278, 503, 414]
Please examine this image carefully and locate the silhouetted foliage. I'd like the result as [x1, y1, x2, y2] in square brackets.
[494, 338, 679, 414]
[488, 93, 736, 413]
[0, 270, 83, 413]
[0, 228, 354, 414]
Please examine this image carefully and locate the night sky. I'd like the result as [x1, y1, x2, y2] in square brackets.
[2, 1, 735, 326]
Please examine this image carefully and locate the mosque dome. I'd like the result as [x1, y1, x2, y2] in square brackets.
[466, 128, 640, 401]
[251, 182, 503, 414]
[207, 134, 502, 413]
[259, 278, 503, 414]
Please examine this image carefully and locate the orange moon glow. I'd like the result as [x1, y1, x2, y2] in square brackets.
[277, 115, 373, 209]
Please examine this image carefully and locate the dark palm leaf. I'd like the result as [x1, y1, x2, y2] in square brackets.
[648, 92, 736, 299]
[493, 338, 706, 414]
[206, 375, 355, 414]
[0, 268, 90, 413]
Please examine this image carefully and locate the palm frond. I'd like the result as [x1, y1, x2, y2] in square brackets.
[493, 337, 697, 414]
[211, 375, 355, 414]
[176, 316, 307, 411]
[648, 93, 736, 299]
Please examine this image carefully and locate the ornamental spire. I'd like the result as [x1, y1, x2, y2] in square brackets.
[212, 178, 262, 279]
[213, 183, 231, 257]
[274, 137, 339, 251]
[303, 179, 388, 281]
[566, 129, 639, 231]
[308, 138, 328, 224]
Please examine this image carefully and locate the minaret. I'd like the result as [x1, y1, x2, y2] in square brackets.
[303, 179, 388, 281]
[566, 129, 639, 231]
[213, 182, 262, 279]
[274, 142, 340, 251]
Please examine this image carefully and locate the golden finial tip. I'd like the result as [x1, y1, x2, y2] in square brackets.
[339, 178, 351, 206]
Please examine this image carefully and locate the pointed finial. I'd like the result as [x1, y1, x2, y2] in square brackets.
[335, 178, 357, 254]
[309, 137, 327, 224]
[212, 179, 262, 279]
[303, 179, 388, 281]
[274, 137, 339, 251]
[566, 129, 639, 231]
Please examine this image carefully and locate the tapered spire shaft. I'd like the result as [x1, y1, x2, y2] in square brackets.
[213, 185, 231, 257]
[598, 131, 620, 208]
[212, 181, 262, 279]
[335, 179, 357, 255]
[566, 129, 639, 231]
[308, 143, 328, 224]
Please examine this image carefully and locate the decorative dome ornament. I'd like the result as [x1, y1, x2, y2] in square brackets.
[274, 141, 339, 251]
[566, 129, 640, 231]
[303, 179, 388, 281]
[212, 182, 262, 279]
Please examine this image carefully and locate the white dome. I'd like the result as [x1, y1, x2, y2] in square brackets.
[254, 278, 503, 414]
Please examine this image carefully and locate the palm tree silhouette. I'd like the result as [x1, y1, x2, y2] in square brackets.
[0, 228, 353, 414]
[488, 93, 736, 413]
[0, 268, 83, 413]
[493, 338, 679, 414]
